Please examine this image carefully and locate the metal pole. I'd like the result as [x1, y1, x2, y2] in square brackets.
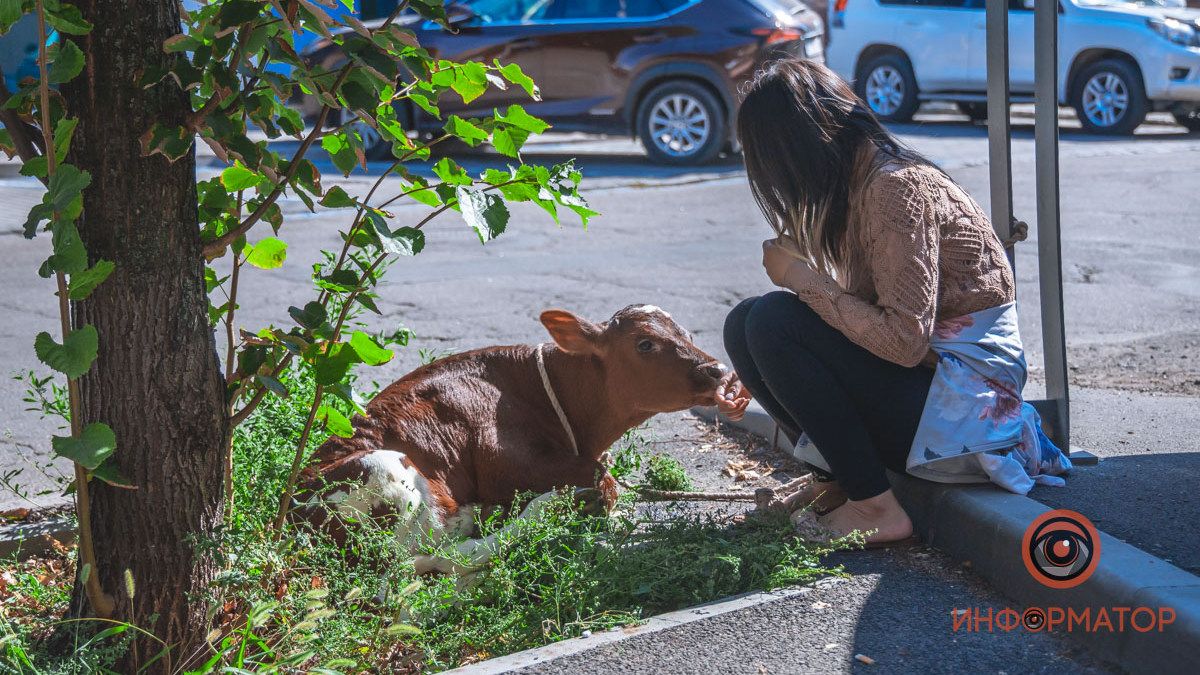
[1034, 0, 1070, 448]
[985, 0, 1013, 264]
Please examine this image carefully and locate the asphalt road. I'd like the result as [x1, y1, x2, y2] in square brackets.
[1, 106, 1198, 670]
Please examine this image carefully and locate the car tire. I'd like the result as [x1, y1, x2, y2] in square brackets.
[1173, 107, 1200, 133]
[958, 101, 988, 122]
[637, 81, 726, 166]
[336, 107, 395, 161]
[855, 53, 919, 123]
[1070, 59, 1147, 136]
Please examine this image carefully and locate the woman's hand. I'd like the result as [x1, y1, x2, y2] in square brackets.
[762, 239, 816, 288]
[715, 372, 751, 422]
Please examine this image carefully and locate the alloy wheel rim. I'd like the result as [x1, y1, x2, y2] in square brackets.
[648, 94, 711, 157]
[339, 108, 383, 152]
[1082, 72, 1128, 128]
[864, 65, 905, 117]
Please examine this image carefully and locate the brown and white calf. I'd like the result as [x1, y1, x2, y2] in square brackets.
[294, 304, 728, 572]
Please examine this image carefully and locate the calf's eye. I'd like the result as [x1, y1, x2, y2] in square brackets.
[636, 339, 654, 353]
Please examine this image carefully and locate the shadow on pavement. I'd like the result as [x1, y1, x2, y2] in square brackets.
[1030, 451, 1200, 575]
[833, 549, 1117, 673]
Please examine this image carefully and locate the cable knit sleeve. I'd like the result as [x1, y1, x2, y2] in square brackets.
[782, 167, 940, 367]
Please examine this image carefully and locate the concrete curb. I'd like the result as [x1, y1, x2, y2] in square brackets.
[700, 404, 1200, 675]
[443, 581, 846, 675]
[0, 515, 75, 559]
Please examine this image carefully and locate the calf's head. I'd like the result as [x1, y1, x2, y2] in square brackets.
[540, 304, 726, 414]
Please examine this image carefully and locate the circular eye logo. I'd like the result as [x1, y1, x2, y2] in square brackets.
[1022, 509, 1100, 589]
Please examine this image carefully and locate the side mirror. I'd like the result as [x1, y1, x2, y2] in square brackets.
[445, 3, 477, 27]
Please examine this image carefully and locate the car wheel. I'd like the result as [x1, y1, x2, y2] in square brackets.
[1172, 107, 1200, 133]
[637, 81, 726, 166]
[957, 101, 988, 122]
[336, 107, 392, 161]
[1071, 59, 1147, 135]
[856, 53, 919, 122]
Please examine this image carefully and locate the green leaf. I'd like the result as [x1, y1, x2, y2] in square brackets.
[450, 62, 489, 104]
[318, 405, 354, 438]
[381, 226, 424, 256]
[319, 186, 357, 209]
[216, 0, 263, 27]
[48, 39, 84, 84]
[140, 123, 192, 163]
[90, 460, 135, 489]
[221, 161, 262, 191]
[457, 186, 510, 244]
[34, 326, 98, 379]
[491, 127, 529, 158]
[349, 331, 392, 366]
[23, 202, 53, 237]
[39, 219, 87, 277]
[256, 374, 290, 398]
[19, 156, 47, 178]
[496, 105, 551, 134]
[443, 115, 488, 147]
[53, 118, 78, 163]
[289, 302, 328, 331]
[245, 237, 287, 269]
[495, 61, 540, 101]
[432, 157, 471, 186]
[0, 0, 25, 36]
[48, 164, 91, 212]
[321, 133, 357, 176]
[51, 423, 116, 470]
[68, 260, 115, 300]
[313, 343, 360, 386]
[45, 4, 92, 34]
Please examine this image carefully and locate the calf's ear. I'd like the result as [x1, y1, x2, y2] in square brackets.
[540, 309, 602, 355]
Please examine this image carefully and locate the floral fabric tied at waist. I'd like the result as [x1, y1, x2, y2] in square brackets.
[790, 302, 1071, 495]
[904, 302, 1071, 494]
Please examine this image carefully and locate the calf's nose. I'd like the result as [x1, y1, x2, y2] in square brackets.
[702, 363, 727, 380]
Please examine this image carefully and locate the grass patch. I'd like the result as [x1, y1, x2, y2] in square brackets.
[1, 369, 842, 673]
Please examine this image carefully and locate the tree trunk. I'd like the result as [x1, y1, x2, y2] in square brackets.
[64, 0, 228, 670]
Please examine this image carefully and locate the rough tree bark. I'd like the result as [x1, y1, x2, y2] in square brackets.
[63, 0, 228, 669]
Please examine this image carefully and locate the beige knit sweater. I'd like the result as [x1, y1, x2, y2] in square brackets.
[783, 157, 1016, 368]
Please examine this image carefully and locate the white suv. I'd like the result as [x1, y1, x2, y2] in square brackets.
[825, 0, 1200, 134]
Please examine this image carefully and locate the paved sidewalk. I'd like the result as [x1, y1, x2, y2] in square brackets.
[487, 549, 1118, 674]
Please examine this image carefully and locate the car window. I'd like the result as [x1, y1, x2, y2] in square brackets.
[878, 0, 971, 7]
[551, 0, 668, 19]
[468, 0, 554, 23]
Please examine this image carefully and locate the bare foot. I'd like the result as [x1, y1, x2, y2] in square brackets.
[782, 480, 847, 514]
[817, 489, 913, 545]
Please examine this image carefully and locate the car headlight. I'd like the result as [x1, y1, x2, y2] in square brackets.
[1148, 17, 1200, 48]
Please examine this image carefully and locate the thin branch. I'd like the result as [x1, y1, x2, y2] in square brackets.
[36, 0, 116, 617]
[201, 4, 409, 258]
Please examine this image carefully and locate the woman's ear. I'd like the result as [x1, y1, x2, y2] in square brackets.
[539, 309, 602, 354]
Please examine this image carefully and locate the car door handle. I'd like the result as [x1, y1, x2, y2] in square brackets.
[633, 30, 668, 43]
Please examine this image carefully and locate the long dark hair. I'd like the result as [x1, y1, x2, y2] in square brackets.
[737, 59, 927, 278]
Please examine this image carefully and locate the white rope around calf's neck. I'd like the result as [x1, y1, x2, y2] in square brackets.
[536, 343, 579, 456]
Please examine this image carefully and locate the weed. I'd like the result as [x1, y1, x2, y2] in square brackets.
[643, 454, 693, 492]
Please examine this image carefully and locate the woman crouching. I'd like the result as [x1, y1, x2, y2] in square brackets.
[717, 59, 1066, 547]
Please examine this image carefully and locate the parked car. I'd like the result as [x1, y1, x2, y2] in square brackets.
[301, 0, 825, 164]
[824, 0, 1200, 134]
[0, 15, 41, 93]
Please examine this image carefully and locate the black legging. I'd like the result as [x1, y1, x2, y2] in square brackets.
[723, 292, 934, 501]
